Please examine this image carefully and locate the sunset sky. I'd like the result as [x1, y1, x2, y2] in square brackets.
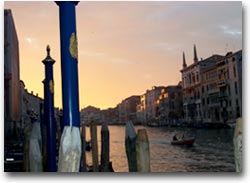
[4, 1, 242, 110]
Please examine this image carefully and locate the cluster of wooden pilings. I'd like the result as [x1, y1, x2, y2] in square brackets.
[81, 121, 151, 172]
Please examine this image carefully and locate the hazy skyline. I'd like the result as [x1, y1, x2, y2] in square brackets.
[4, 1, 242, 110]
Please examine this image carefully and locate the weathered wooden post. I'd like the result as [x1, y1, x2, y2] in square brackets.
[101, 122, 110, 172]
[234, 118, 242, 172]
[42, 45, 56, 172]
[136, 129, 151, 172]
[90, 122, 99, 172]
[23, 113, 32, 172]
[56, 1, 82, 172]
[29, 114, 42, 172]
[125, 121, 137, 172]
[81, 124, 87, 172]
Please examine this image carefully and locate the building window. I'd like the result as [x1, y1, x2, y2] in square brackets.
[236, 99, 239, 106]
[202, 86, 204, 94]
[207, 98, 209, 105]
[229, 100, 231, 107]
[228, 85, 231, 96]
[237, 107, 240, 117]
[233, 66, 237, 78]
[202, 98, 205, 105]
[235, 82, 238, 95]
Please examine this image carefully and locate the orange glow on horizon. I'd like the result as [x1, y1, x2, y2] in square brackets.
[4, 1, 242, 110]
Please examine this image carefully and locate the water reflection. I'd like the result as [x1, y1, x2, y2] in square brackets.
[85, 125, 235, 172]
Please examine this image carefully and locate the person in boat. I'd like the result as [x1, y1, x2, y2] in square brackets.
[173, 134, 178, 141]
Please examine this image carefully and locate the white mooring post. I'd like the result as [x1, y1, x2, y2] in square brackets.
[234, 118, 242, 172]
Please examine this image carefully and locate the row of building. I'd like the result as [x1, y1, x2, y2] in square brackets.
[80, 46, 242, 127]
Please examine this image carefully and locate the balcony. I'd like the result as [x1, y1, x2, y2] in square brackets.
[217, 79, 227, 87]
[207, 88, 219, 95]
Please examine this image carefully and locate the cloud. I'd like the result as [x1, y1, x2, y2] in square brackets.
[25, 37, 34, 44]
[219, 25, 242, 37]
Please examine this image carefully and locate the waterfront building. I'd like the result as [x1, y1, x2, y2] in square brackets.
[80, 106, 102, 125]
[200, 56, 224, 124]
[4, 9, 21, 139]
[180, 45, 224, 125]
[136, 86, 165, 126]
[136, 94, 147, 125]
[155, 84, 183, 126]
[216, 50, 242, 124]
[101, 107, 119, 125]
[118, 95, 140, 124]
[181, 46, 242, 126]
[20, 80, 44, 136]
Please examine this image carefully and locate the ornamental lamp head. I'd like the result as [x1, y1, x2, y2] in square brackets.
[42, 44, 55, 64]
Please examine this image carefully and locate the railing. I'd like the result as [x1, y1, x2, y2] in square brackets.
[217, 79, 227, 87]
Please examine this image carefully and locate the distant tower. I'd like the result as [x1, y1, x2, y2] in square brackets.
[193, 44, 198, 63]
[183, 52, 187, 69]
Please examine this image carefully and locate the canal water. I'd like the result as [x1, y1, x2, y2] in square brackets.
[85, 125, 235, 172]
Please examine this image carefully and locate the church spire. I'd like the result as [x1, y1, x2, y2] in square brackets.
[194, 44, 198, 63]
[183, 51, 187, 68]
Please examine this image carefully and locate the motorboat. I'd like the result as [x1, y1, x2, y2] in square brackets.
[171, 136, 195, 146]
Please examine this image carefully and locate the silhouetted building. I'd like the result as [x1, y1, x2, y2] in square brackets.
[101, 107, 119, 125]
[155, 84, 183, 126]
[4, 9, 21, 139]
[118, 95, 140, 124]
[80, 106, 102, 124]
[136, 86, 165, 126]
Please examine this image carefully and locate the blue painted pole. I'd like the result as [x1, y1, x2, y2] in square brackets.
[56, 1, 82, 172]
[56, 1, 80, 128]
[42, 45, 56, 172]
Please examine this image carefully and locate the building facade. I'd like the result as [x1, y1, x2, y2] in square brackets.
[181, 46, 242, 126]
[118, 95, 140, 124]
[136, 94, 147, 125]
[181, 45, 225, 125]
[80, 106, 102, 125]
[101, 107, 119, 125]
[216, 50, 242, 124]
[155, 84, 183, 126]
[4, 9, 21, 138]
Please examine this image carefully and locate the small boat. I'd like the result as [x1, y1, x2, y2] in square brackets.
[171, 137, 195, 146]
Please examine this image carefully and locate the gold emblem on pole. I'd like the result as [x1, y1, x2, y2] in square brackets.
[69, 32, 78, 60]
[49, 80, 54, 94]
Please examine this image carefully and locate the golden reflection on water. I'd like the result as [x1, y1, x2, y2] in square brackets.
[84, 125, 235, 172]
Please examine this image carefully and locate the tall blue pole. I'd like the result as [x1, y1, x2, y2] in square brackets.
[56, 1, 82, 172]
[42, 45, 56, 172]
[56, 1, 80, 128]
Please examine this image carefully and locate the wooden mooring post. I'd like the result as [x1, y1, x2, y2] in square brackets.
[136, 129, 150, 172]
[90, 122, 99, 172]
[81, 124, 87, 172]
[125, 121, 137, 172]
[101, 122, 110, 172]
[234, 118, 242, 172]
